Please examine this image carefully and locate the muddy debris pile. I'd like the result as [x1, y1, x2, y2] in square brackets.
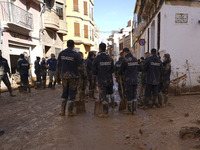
[179, 127, 200, 139]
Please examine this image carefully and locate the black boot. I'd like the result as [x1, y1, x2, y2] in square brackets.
[158, 92, 162, 106]
[59, 99, 67, 116]
[68, 100, 75, 116]
[103, 103, 108, 114]
[0, 130, 4, 136]
[48, 82, 52, 88]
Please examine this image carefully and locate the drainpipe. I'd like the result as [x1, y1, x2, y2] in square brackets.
[0, 22, 4, 51]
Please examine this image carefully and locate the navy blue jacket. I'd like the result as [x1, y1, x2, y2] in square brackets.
[115, 57, 124, 74]
[34, 60, 41, 75]
[119, 53, 138, 85]
[93, 52, 114, 86]
[86, 58, 94, 79]
[18, 58, 30, 74]
[41, 60, 47, 72]
[143, 54, 162, 85]
[47, 59, 57, 71]
[0, 56, 10, 75]
[161, 60, 171, 82]
[57, 48, 82, 79]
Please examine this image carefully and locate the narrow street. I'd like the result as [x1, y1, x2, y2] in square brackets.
[0, 85, 200, 150]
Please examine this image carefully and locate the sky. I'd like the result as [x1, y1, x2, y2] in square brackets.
[94, 0, 136, 42]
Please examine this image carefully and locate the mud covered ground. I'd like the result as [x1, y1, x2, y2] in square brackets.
[1, 85, 200, 150]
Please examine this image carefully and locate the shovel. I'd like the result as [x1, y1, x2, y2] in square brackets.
[118, 75, 127, 111]
[94, 91, 103, 115]
[76, 78, 86, 114]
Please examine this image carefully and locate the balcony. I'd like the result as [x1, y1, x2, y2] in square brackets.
[43, 6, 59, 31]
[58, 20, 68, 35]
[0, 2, 33, 35]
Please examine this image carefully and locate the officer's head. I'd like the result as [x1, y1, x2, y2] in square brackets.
[51, 53, 55, 60]
[78, 52, 83, 59]
[141, 57, 145, 61]
[20, 54, 24, 59]
[122, 48, 130, 57]
[99, 43, 106, 52]
[67, 40, 75, 48]
[36, 56, 40, 61]
[164, 53, 171, 62]
[145, 52, 150, 58]
[119, 52, 124, 58]
[151, 48, 157, 55]
[88, 52, 95, 59]
[42, 57, 45, 61]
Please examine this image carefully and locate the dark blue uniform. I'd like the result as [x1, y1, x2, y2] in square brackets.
[93, 52, 114, 114]
[158, 60, 171, 105]
[34, 60, 41, 87]
[41, 60, 48, 87]
[57, 47, 82, 112]
[143, 54, 162, 106]
[119, 53, 138, 112]
[18, 58, 30, 88]
[0, 56, 12, 94]
[86, 58, 95, 98]
[115, 57, 124, 99]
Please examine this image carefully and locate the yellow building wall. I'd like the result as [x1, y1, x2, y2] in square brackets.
[64, 0, 95, 59]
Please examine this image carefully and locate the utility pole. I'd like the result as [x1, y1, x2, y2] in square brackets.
[0, 22, 4, 51]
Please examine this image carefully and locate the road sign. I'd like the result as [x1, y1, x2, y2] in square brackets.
[139, 39, 145, 46]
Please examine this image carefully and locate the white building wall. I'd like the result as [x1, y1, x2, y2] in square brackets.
[137, 2, 200, 87]
[162, 3, 200, 87]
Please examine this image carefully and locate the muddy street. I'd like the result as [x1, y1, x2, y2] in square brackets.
[0, 85, 200, 150]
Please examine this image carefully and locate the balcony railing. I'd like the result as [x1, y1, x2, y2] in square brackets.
[0, 2, 33, 29]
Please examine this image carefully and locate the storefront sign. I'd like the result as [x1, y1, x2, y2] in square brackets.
[175, 13, 188, 23]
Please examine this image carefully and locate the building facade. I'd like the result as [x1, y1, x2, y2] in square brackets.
[64, 0, 95, 58]
[133, 0, 200, 87]
[0, 0, 43, 81]
[42, 0, 67, 58]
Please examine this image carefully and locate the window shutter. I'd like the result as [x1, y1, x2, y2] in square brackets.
[84, 1, 88, 15]
[73, 0, 78, 11]
[74, 22, 80, 37]
[84, 25, 88, 38]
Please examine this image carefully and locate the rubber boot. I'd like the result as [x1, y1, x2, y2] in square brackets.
[48, 82, 52, 88]
[59, 99, 67, 116]
[0, 130, 4, 136]
[68, 100, 75, 117]
[158, 92, 163, 107]
[52, 81, 56, 89]
[163, 94, 168, 107]
[152, 96, 157, 109]
[132, 99, 137, 114]
[89, 90, 93, 101]
[110, 94, 115, 108]
[127, 101, 132, 112]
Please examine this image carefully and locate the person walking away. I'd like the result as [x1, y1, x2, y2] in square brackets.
[41, 58, 48, 89]
[158, 53, 171, 107]
[78, 52, 87, 100]
[18, 54, 30, 92]
[143, 49, 162, 109]
[86, 52, 96, 101]
[0, 50, 15, 96]
[119, 48, 138, 114]
[47, 54, 57, 89]
[34, 57, 41, 89]
[57, 40, 83, 117]
[115, 52, 124, 102]
[93, 43, 115, 117]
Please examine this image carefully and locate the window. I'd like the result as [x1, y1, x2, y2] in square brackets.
[56, 2, 63, 20]
[74, 22, 80, 37]
[91, 7, 93, 20]
[73, 0, 79, 12]
[84, 1, 88, 15]
[84, 25, 88, 38]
